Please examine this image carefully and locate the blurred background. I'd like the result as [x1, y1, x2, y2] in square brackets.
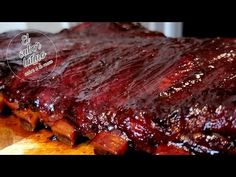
[0, 22, 183, 37]
[0, 22, 234, 37]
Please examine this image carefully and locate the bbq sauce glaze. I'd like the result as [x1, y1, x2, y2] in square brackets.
[0, 23, 236, 154]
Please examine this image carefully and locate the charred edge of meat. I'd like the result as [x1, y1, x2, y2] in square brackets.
[13, 109, 40, 131]
[51, 119, 78, 146]
[90, 131, 128, 155]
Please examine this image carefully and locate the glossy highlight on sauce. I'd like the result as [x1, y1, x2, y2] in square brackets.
[0, 22, 236, 154]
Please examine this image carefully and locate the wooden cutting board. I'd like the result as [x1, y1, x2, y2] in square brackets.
[0, 115, 94, 155]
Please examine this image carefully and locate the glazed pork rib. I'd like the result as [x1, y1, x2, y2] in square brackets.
[0, 22, 236, 155]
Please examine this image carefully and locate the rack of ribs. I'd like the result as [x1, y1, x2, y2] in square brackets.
[0, 22, 236, 155]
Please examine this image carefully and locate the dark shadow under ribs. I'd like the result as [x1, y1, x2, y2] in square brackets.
[0, 22, 236, 154]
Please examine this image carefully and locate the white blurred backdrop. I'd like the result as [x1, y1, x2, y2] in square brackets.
[0, 22, 182, 37]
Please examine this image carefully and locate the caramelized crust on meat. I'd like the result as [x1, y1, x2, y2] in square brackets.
[51, 119, 77, 146]
[91, 131, 128, 155]
[0, 22, 236, 154]
[13, 109, 40, 131]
